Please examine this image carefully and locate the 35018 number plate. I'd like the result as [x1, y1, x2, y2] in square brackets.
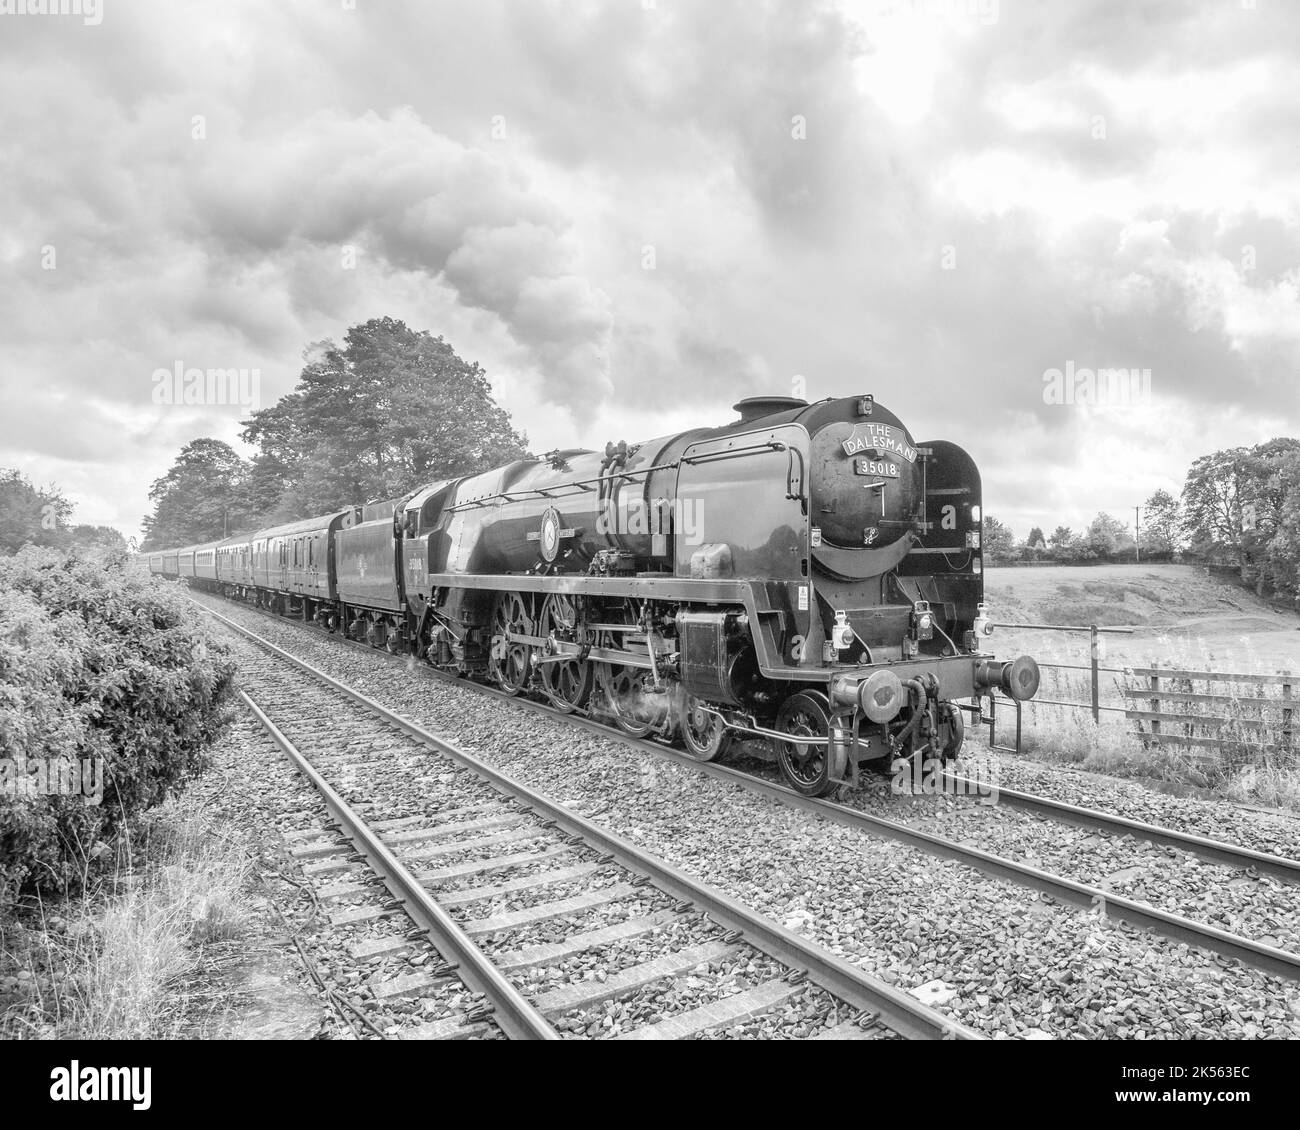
[856, 458, 901, 478]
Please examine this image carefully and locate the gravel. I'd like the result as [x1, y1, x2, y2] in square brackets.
[756, 753, 1300, 953]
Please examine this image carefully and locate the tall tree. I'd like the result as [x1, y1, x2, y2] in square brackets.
[0, 470, 73, 553]
[1261, 450, 1300, 596]
[1181, 439, 1300, 569]
[1141, 489, 1181, 552]
[1086, 511, 1131, 556]
[141, 439, 251, 550]
[1182, 447, 1251, 561]
[242, 317, 529, 515]
[1048, 525, 1073, 549]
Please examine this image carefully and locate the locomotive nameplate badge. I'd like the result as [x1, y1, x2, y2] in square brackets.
[527, 507, 576, 563]
[841, 423, 918, 463]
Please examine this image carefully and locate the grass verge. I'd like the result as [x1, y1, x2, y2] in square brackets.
[981, 636, 1300, 812]
[0, 797, 251, 1039]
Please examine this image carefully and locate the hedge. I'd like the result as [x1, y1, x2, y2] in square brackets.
[0, 546, 236, 906]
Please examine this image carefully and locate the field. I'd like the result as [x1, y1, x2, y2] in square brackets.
[974, 565, 1300, 809]
[985, 563, 1300, 673]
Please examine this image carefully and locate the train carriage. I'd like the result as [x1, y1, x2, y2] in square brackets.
[193, 542, 219, 583]
[215, 533, 255, 593]
[253, 510, 353, 614]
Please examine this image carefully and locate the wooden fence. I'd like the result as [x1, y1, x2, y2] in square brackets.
[1123, 668, 1295, 764]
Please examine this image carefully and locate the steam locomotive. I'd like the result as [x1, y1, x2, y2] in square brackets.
[149, 394, 1039, 796]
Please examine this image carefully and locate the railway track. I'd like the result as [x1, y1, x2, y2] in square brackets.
[197, 594, 1300, 987]
[219, 606, 978, 1041]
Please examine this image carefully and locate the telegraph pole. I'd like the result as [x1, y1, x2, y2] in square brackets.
[1134, 505, 1141, 563]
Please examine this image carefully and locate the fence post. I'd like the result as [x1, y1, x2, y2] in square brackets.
[1150, 673, 1161, 743]
[1090, 624, 1100, 723]
[1284, 679, 1293, 750]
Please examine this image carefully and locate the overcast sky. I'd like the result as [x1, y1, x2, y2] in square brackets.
[2, 0, 1297, 546]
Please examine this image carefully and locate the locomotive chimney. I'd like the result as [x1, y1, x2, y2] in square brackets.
[732, 395, 809, 424]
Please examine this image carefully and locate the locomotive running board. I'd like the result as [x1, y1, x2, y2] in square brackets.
[426, 571, 752, 603]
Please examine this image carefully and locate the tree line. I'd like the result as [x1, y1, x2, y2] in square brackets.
[140, 317, 529, 550]
[983, 437, 1300, 597]
[0, 470, 128, 556]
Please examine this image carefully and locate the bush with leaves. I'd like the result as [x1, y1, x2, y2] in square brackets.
[0, 547, 235, 907]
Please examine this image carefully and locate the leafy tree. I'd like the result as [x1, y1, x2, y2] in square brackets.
[1141, 489, 1181, 553]
[241, 317, 529, 516]
[68, 525, 128, 553]
[1026, 526, 1046, 549]
[1181, 440, 1300, 568]
[0, 470, 73, 554]
[1263, 451, 1300, 597]
[1086, 511, 1132, 556]
[982, 515, 1016, 564]
[141, 439, 251, 550]
[1048, 526, 1073, 551]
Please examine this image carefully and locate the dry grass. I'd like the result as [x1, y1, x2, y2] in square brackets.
[0, 798, 250, 1039]
[981, 630, 1300, 811]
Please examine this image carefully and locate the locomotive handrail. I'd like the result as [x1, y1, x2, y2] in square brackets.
[444, 460, 683, 512]
[784, 444, 806, 508]
[680, 439, 787, 466]
[679, 439, 807, 510]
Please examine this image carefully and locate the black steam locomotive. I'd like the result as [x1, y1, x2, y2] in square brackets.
[149, 394, 1039, 796]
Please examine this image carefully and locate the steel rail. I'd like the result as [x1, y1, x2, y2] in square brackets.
[213, 607, 980, 1041]
[202, 597, 1300, 983]
[239, 689, 559, 1041]
[941, 772, 1300, 884]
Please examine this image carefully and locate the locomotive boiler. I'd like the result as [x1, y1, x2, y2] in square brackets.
[152, 392, 1040, 797]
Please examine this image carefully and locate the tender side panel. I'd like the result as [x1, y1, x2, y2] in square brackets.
[337, 517, 404, 612]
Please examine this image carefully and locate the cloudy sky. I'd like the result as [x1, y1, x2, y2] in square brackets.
[2, 0, 1297, 545]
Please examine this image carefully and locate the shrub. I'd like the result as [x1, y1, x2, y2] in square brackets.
[0, 547, 235, 907]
